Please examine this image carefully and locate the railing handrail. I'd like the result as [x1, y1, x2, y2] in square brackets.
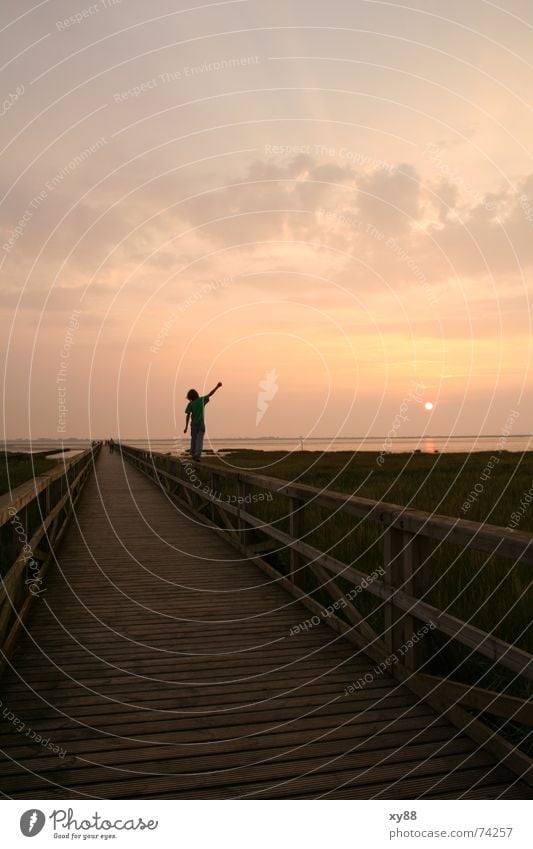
[0, 443, 100, 525]
[0, 441, 101, 672]
[119, 444, 533, 564]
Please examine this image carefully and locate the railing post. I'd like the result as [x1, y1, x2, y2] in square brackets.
[209, 471, 216, 522]
[384, 525, 435, 670]
[288, 495, 302, 583]
[237, 475, 246, 552]
[383, 524, 405, 656]
[402, 532, 435, 671]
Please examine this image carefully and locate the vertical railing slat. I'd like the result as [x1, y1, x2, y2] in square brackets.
[289, 495, 302, 583]
[383, 525, 405, 656]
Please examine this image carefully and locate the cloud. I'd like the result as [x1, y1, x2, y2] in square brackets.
[356, 164, 422, 235]
[3, 148, 533, 332]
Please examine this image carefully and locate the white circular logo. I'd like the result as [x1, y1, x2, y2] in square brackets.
[20, 810, 46, 837]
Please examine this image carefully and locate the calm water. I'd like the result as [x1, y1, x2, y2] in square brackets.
[128, 435, 533, 455]
[2, 444, 90, 460]
[5, 435, 531, 456]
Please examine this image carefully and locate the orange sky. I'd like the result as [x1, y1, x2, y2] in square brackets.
[1, 0, 532, 439]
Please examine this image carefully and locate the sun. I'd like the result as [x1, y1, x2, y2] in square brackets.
[424, 401, 434, 411]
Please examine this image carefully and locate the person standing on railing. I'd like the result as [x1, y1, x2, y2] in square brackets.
[184, 382, 222, 461]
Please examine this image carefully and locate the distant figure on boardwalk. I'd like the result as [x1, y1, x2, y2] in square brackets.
[108, 438, 115, 454]
[184, 382, 222, 461]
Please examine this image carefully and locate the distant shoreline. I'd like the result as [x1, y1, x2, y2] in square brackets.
[4, 434, 532, 458]
[4, 434, 532, 442]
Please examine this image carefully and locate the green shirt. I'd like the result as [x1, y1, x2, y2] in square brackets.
[185, 395, 209, 425]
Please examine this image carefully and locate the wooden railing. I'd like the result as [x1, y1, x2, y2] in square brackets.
[0, 442, 101, 671]
[119, 443, 533, 783]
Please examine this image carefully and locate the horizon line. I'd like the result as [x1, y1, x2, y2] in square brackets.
[4, 434, 532, 442]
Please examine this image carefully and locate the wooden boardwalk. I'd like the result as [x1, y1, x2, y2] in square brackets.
[0, 449, 528, 799]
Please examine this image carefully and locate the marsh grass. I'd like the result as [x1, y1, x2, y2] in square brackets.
[0, 452, 57, 497]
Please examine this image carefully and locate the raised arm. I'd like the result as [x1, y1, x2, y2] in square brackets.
[206, 381, 223, 398]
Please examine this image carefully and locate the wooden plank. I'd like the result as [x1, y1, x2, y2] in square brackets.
[0, 720, 451, 782]
[286, 767, 528, 801]
[0, 737, 481, 796]
[12, 749, 498, 800]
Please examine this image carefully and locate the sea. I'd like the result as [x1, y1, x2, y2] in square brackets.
[4, 434, 532, 458]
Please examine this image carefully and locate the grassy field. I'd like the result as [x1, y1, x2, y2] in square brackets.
[0, 452, 59, 497]
[216, 449, 533, 531]
[194, 449, 532, 709]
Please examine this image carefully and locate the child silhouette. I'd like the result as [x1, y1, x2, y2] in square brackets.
[184, 382, 222, 461]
